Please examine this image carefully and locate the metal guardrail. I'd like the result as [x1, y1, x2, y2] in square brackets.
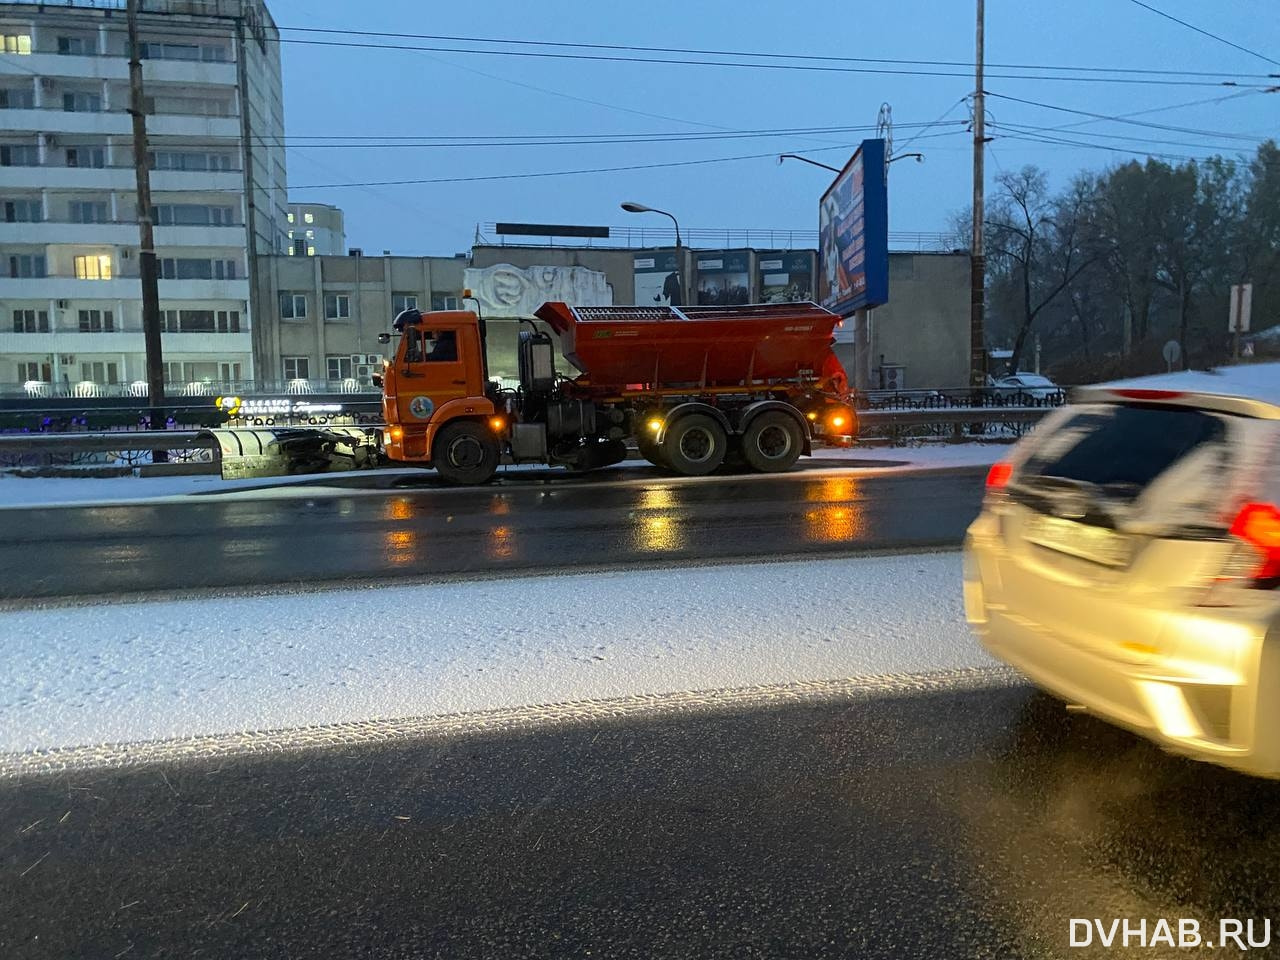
[856, 406, 1050, 443]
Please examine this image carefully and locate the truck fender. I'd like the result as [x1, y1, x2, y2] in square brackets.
[737, 400, 813, 456]
[654, 402, 732, 444]
[422, 396, 498, 463]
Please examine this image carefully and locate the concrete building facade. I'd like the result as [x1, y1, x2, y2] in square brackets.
[286, 201, 343, 257]
[0, 0, 286, 397]
[254, 251, 468, 389]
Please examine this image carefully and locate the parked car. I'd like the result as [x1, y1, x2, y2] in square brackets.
[991, 373, 1062, 401]
[964, 363, 1280, 778]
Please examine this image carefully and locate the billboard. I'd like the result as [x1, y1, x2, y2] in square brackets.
[695, 249, 751, 305]
[755, 250, 816, 303]
[633, 250, 684, 306]
[818, 139, 889, 315]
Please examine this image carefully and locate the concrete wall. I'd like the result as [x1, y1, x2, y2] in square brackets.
[867, 252, 970, 390]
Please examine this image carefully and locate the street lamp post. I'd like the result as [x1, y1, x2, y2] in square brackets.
[621, 202, 685, 305]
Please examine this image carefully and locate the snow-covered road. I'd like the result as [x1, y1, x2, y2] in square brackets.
[0, 551, 994, 755]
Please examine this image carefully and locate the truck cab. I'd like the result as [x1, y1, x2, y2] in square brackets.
[379, 308, 500, 477]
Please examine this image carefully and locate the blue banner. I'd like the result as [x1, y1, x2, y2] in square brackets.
[818, 139, 889, 315]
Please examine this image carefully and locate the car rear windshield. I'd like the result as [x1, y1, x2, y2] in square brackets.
[1021, 404, 1226, 501]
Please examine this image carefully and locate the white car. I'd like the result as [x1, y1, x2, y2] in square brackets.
[964, 363, 1280, 778]
[991, 373, 1062, 401]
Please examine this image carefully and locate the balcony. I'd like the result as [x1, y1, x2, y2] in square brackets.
[0, 329, 252, 356]
[0, 220, 137, 245]
[0, 276, 141, 298]
[0, 53, 236, 87]
[153, 224, 247, 246]
[0, 165, 242, 192]
[1, 107, 131, 137]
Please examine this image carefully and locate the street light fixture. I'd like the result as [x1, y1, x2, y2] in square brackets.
[777, 154, 840, 174]
[621, 201, 686, 306]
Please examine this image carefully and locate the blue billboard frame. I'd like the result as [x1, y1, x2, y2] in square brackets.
[818, 139, 889, 316]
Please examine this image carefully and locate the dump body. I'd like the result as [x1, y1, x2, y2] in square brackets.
[534, 302, 848, 395]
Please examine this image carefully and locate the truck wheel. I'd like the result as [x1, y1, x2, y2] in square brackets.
[433, 420, 499, 485]
[741, 411, 803, 472]
[663, 414, 727, 476]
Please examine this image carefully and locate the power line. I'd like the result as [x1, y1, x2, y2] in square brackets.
[272, 37, 1274, 89]
[990, 121, 1263, 156]
[997, 89, 1263, 140]
[1125, 0, 1280, 69]
[276, 26, 1279, 82]
[986, 90, 1278, 142]
[287, 145, 864, 190]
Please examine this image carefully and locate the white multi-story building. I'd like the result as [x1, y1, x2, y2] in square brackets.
[287, 202, 344, 257]
[0, 0, 286, 398]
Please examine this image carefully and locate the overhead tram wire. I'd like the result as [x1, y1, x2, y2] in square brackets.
[1125, 0, 1280, 69]
[14, 13, 1276, 82]
[994, 89, 1266, 140]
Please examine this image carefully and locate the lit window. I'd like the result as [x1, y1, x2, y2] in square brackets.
[1, 34, 32, 55]
[307, 246, 315, 256]
[304, 212, 314, 224]
[287, 213, 295, 223]
[74, 254, 113, 280]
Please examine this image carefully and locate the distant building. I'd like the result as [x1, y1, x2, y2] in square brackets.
[0, 0, 287, 397]
[286, 202, 344, 257]
[254, 251, 467, 388]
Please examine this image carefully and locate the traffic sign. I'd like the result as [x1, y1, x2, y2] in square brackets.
[1230, 283, 1253, 333]
[1162, 340, 1181, 371]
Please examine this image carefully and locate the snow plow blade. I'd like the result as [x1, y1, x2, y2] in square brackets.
[199, 427, 380, 480]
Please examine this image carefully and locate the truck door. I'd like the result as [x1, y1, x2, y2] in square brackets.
[396, 326, 472, 426]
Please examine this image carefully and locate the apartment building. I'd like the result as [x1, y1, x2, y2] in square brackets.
[287, 201, 344, 257]
[0, 0, 286, 397]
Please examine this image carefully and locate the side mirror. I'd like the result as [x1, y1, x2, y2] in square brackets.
[377, 332, 391, 344]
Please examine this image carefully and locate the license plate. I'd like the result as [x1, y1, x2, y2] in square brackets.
[1023, 514, 1132, 567]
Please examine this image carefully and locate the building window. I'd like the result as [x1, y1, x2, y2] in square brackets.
[307, 246, 315, 257]
[431, 293, 460, 311]
[66, 147, 106, 169]
[57, 36, 93, 55]
[158, 258, 238, 280]
[324, 293, 351, 319]
[78, 309, 114, 332]
[18, 361, 50, 382]
[1, 144, 40, 167]
[287, 212, 295, 224]
[220, 362, 242, 382]
[81, 361, 120, 384]
[152, 204, 236, 226]
[12, 309, 49, 333]
[0, 88, 35, 109]
[279, 292, 307, 319]
[304, 212, 314, 224]
[63, 92, 103, 113]
[217, 310, 241, 333]
[3, 199, 42, 222]
[74, 254, 113, 280]
[70, 201, 109, 223]
[8, 254, 46, 278]
[283, 357, 310, 380]
[326, 355, 353, 381]
[392, 293, 418, 315]
[1, 34, 32, 55]
[291, 237, 307, 257]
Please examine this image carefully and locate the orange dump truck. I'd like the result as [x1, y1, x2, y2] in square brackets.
[376, 300, 856, 484]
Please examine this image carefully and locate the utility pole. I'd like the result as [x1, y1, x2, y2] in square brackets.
[969, 0, 987, 389]
[127, 0, 166, 458]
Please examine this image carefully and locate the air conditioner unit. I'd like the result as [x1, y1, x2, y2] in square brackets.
[367, 354, 382, 364]
[355, 364, 374, 381]
[881, 365, 905, 391]
[349, 353, 363, 365]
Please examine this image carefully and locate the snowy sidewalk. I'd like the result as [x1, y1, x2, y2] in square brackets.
[0, 443, 1005, 510]
[0, 552, 995, 756]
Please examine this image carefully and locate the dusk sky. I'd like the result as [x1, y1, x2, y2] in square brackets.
[266, 0, 1280, 256]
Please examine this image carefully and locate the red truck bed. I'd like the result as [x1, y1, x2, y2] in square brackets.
[533, 302, 847, 393]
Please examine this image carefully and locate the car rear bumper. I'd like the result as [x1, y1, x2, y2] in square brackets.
[965, 528, 1280, 779]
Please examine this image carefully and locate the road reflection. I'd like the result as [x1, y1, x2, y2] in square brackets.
[803, 477, 866, 543]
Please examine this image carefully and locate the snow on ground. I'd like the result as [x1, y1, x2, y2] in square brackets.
[0, 443, 1006, 510]
[0, 551, 992, 754]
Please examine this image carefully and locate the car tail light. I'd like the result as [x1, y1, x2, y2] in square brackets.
[986, 462, 1012, 490]
[1229, 502, 1280, 584]
[1112, 389, 1186, 401]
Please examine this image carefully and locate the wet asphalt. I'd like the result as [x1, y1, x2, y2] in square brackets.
[4, 683, 1278, 959]
[1, 461, 986, 601]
